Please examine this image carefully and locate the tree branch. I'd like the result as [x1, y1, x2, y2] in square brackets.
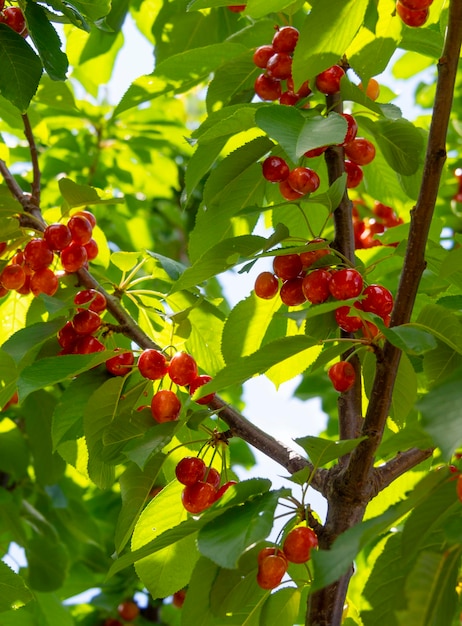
[345, 0, 462, 488]
[374, 447, 434, 491]
[22, 113, 41, 207]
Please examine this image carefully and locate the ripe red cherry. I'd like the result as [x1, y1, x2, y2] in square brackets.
[315, 65, 345, 95]
[283, 526, 318, 563]
[215, 480, 238, 500]
[0, 264, 26, 290]
[60, 242, 88, 272]
[272, 26, 299, 53]
[30, 268, 59, 296]
[361, 284, 394, 317]
[279, 277, 306, 306]
[0, 2, 5, 12]
[44, 223, 72, 251]
[24, 239, 54, 271]
[299, 238, 330, 268]
[138, 349, 168, 380]
[227, 4, 246, 11]
[344, 138, 376, 165]
[279, 179, 304, 201]
[262, 156, 290, 183]
[105, 350, 134, 376]
[175, 456, 207, 486]
[253, 44, 275, 68]
[254, 73, 282, 101]
[328, 361, 356, 392]
[117, 601, 139, 621]
[457, 475, 462, 503]
[254, 271, 279, 299]
[16, 275, 31, 295]
[266, 52, 292, 80]
[257, 546, 287, 567]
[304, 145, 327, 158]
[400, 0, 433, 8]
[273, 254, 302, 281]
[302, 269, 331, 304]
[182, 481, 216, 514]
[168, 351, 198, 386]
[205, 467, 221, 490]
[57, 321, 79, 351]
[72, 210, 96, 229]
[84, 238, 99, 261]
[189, 375, 215, 405]
[74, 289, 107, 313]
[334, 305, 363, 333]
[68, 215, 93, 245]
[279, 91, 300, 106]
[287, 167, 320, 195]
[344, 160, 364, 188]
[340, 113, 358, 146]
[257, 553, 287, 589]
[73, 335, 105, 354]
[72, 309, 102, 335]
[329, 268, 363, 300]
[173, 589, 186, 608]
[151, 389, 181, 423]
[0, 7, 27, 36]
[396, 1, 429, 26]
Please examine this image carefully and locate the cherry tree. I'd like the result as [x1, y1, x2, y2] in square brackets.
[0, 1, 462, 625]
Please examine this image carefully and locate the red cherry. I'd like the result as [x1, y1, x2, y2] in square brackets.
[396, 1, 429, 26]
[329, 268, 363, 300]
[279, 179, 304, 201]
[302, 269, 331, 304]
[266, 52, 292, 80]
[44, 223, 72, 251]
[457, 475, 462, 503]
[227, 4, 246, 11]
[315, 65, 345, 95]
[16, 274, 31, 295]
[254, 73, 282, 101]
[151, 389, 181, 423]
[299, 238, 330, 268]
[293, 80, 311, 98]
[361, 284, 394, 317]
[273, 254, 302, 281]
[182, 481, 216, 514]
[253, 45, 275, 68]
[24, 238, 54, 271]
[68, 215, 93, 245]
[83, 238, 99, 261]
[257, 553, 287, 590]
[117, 601, 139, 621]
[304, 145, 327, 158]
[283, 526, 318, 563]
[72, 210, 96, 229]
[257, 546, 287, 567]
[73, 335, 105, 354]
[57, 321, 79, 351]
[254, 271, 279, 299]
[328, 361, 356, 392]
[0, 264, 26, 290]
[272, 26, 299, 53]
[138, 349, 168, 380]
[205, 467, 221, 490]
[60, 242, 88, 272]
[168, 351, 198, 386]
[215, 480, 238, 500]
[344, 160, 364, 188]
[173, 589, 186, 608]
[72, 309, 102, 335]
[340, 113, 358, 146]
[74, 289, 107, 313]
[175, 456, 207, 486]
[0, 2, 5, 12]
[262, 156, 290, 183]
[344, 138, 376, 165]
[0, 7, 27, 36]
[287, 167, 320, 195]
[335, 305, 363, 333]
[30, 268, 59, 296]
[105, 350, 134, 376]
[279, 91, 300, 106]
[400, 0, 433, 7]
[189, 375, 215, 405]
[279, 277, 306, 306]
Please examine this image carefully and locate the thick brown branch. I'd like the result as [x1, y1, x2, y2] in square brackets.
[345, 0, 462, 488]
[374, 447, 434, 491]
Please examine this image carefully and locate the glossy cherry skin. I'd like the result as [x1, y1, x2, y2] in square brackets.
[254, 271, 279, 299]
[273, 254, 302, 281]
[205, 467, 221, 490]
[279, 179, 304, 201]
[57, 321, 79, 351]
[334, 305, 363, 333]
[328, 361, 356, 392]
[227, 4, 246, 12]
[315, 65, 345, 94]
[254, 73, 282, 101]
[189, 375, 215, 405]
[72, 309, 102, 335]
[256, 553, 287, 589]
[30, 268, 59, 296]
[361, 284, 394, 317]
[283, 526, 318, 563]
[344, 160, 364, 188]
[105, 350, 134, 376]
[60, 242, 88, 272]
[175, 456, 206, 486]
[344, 137, 376, 165]
[0, 264, 26, 290]
[72, 210, 96, 229]
[24, 239, 54, 271]
[396, 1, 429, 26]
[182, 481, 216, 514]
[340, 113, 358, 146]
[262, 156, 289, 183]
[329, 268, 363, 300]
[253, 44, 275, 68]
[117, 601, 139, 621]
[151, 389, 181, 423]
[168, 351, 198, 386]
[173, 589, 186, 608]
[359, 77, 380, 101]
[84, 238, 98, 261]
[137, 349, 168, 380]
[299, 238, 330, 269]
[0, 7, 27, 36]
[73, 335, 105, 354]
[266, 52, 292, 80]
[44, 223, 72, 251]
[272, 26, 299, 53]
[215, 480, 238, 500]
[287, 167, 320, 195]
[68, 215, 93, 245]
[279, 277, 306, 306]
[74, 288, 107, 313]
[302, 269, 332, 304]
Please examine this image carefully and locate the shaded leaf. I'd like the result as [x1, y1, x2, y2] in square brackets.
[0, 561, 32, 612]
[295, 435, 366, 468]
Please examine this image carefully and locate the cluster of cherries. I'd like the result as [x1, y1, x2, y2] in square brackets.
[353, 199, 403, 249]
[175, 456, 237, 514]
[57, 288, 109, 356]
[396, 0, 434, 27]
[102, 600, 140, 626]
[0, 2, 27, 37]
[0, 209, 98, 299]
[256, 526, 318, 590]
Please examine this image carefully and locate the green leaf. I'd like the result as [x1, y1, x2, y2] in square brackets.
[122, 423, 176, 469]
[389, 352, 418, 427]
[58, 177, 123, 208]
[25, 3, 68, 81]
[295, 435, 366, 468]
[0, 350, 18, 411]
[260, 587, 302, 626]
[2, 318, 65, 367]
[26, 535, 69, 592]
[110, 251, 141, 272]
[0, 561, 33, 612]
[255, 108, 347, 162]
[194, 336, 318, 397]
[0, 25, 42, 112]
[383, 324, 438, 355]
[198, 489, 284, 569]
[292, 0, 369, 86]
[62, 0, 111, 21]
[418, 366, 462, 459]
[416, 304, 462, 354]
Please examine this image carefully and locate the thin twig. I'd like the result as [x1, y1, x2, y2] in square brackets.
[22, 114, 41, 207]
